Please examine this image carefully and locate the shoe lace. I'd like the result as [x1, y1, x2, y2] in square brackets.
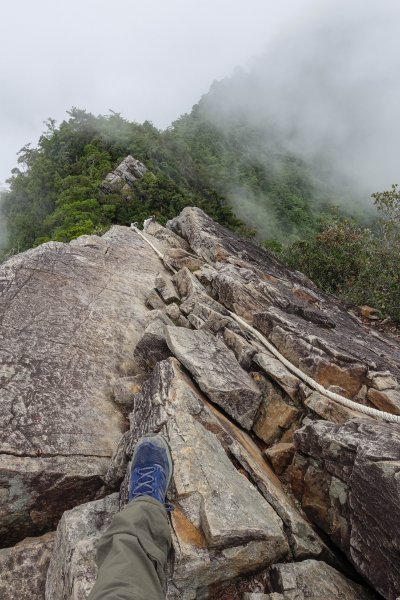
[131, 466, 174, 512]
[131, 466, 156, 498]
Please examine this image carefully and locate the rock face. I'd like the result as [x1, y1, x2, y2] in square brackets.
[290, 418, 400, 600]
[88, 358, 334, 599]
[0, 227, 170, 545]
[168, 207, 400, 390]
[1, 201, 399, 600]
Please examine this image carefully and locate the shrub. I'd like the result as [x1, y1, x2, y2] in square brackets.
[279, 198, 399, 324]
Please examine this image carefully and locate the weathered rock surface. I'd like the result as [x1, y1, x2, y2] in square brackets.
[204, 405, 335, 564]
[86, 358, 294, 598]
[0, 453, 109, 547]
[252, 373, 300, 445]
[143, 218, 191, 251]
[223, 327, 257, 369]
[0, 531, 55, 600]
[165, 326, 262, 429]
[45, 494, 119, 600]
[113, 374, 146, 413]
[173, 265, 205, 298]
[101, 155, 147, 194]
[110, 357, 341, 599]
[133, 313, 173, 371]
[266, 559, 376, 599]
[168, 207, 400, 388]
[253, 353, 301, 401]
[304, 390, 369, 423]
[2, 204, 400, 599]
[166, 207, 400, 598]
[163, 246, 204, 272]
[0, 226, 171, 544]
[145, 288, 166, 309]
[264, 443, 295, 475]
[155, 273, 180, 304]
[290, 418, 400, 599]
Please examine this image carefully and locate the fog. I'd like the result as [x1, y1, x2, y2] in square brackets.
[199, 0, 400, 207]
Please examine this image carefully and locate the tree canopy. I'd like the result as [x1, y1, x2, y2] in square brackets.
[1, 104, 333, 251]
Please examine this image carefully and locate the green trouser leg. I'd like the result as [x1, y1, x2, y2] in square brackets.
[88, 496, 171, 600]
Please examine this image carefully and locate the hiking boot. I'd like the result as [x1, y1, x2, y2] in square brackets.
[128, 433, 173, 506]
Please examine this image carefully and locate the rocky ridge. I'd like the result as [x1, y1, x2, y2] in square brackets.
[100, 155, 147, 195]
[1, 203, 399, 599]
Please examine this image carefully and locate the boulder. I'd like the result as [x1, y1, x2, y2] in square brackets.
[162, 246, 204, 272]
[367, 386, 400, 414]
[172, 266, 205, 298]
[223, 327, 257, 370]
[290, 418, 400, 599]
[155, 273, 180, 304]
[165, 327, 262, 429]
[304, 391, 369, 423]
[266, 560, 376, 599]
[133, 316, 173, 371]
[204, 402, 335, 563]
[0, 531, 55, 600]
[145, 289, 165, 309]
[253, 353, 301, 401]
[264, 443, 295, 475]
[113, 374, 146, 412]
[0, 453, 109, 547]
[252, 374, 299, 446]
[143, 218, 190, 251]
[45, 494, 119, 600]
[164, 302, 189, 327]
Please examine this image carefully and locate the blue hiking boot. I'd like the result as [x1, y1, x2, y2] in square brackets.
[128, 433, 173, 507]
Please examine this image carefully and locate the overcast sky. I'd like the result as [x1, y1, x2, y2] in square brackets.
[0, 0, 321, 184]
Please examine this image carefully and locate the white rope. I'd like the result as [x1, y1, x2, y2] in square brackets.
[130, 223, 168, 262]
[130, 222, 400, 424]
[228, 311, 400, 424]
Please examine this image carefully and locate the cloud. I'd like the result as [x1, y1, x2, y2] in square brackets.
[199, 0, 400, 199]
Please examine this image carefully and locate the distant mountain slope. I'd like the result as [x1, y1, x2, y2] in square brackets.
[0, 83, 372, 253]
[0, 109, 244, 251]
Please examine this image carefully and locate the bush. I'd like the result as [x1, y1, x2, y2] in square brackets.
[279, 200, 400, 324]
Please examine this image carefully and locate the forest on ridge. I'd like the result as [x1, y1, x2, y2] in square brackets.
[1, 97, 398, 324]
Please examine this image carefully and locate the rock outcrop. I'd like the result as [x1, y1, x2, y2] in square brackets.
[290, 418, 400, 599]
[100, 155, 147, 194]
[1, 200, 399, 599]
[165, 327, 262, 429]
[0, 227, 168, 545]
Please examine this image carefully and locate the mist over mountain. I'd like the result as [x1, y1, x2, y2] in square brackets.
[195, 0, 400, 225]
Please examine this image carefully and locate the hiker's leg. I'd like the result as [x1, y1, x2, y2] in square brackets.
[88, 496, 171, 600]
